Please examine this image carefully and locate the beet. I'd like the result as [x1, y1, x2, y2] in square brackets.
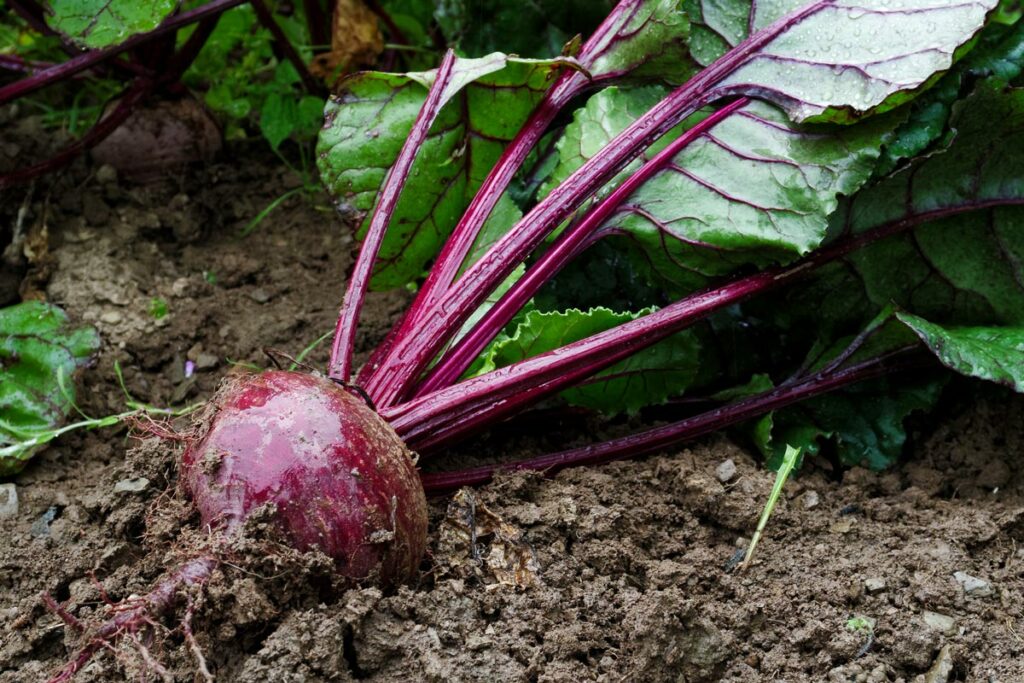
[45, 371, 428, 683]
[182, 370, 428, 584]
[90, 96, 222, 182]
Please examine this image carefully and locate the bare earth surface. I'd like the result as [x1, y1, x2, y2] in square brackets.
[2, 143, 1023, 683]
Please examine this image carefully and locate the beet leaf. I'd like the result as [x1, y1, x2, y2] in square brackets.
[336, 0, 999, 408]
[47, 0, 179, 49]
[317, 53, 573, 289]
[0, 302, 100, 476]
[896, 313, 1024, 392]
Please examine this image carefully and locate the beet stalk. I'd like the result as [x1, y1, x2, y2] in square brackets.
[419, 349, 930, 492]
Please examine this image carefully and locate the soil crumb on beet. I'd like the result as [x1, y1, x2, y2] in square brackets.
[2, 145, 1023, 682]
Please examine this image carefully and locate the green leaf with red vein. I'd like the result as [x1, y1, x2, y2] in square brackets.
[547, 87, 896, 293]
[747, 84, 1024, 468]
[688, 0, 999, 123]
[317, 54, 567, 290]
[585, 0, 699, 86]
[436, 0, 698, 83]
[876, 15, 1024, 173]
[1, 301, 100, 476]
[788, 82, 1024, 333]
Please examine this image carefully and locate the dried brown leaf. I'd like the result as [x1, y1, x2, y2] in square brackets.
[310, 0, 384, 82]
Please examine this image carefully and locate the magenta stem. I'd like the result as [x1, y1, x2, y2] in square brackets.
[250, 0, 324, 95]
[0, 0, 246, 106]
[365, 0, 410, 46]
[415, 97, 751, 396]
[360, 2, 826, 407]
[0, 80, 153, 189]
[385, 199, 1023, 452]
[419, 350, 925, 493]
[354, 72, 589, 389]
[163, 14, 222, 81]
[355, 0, 661, 390]
[327, 50, 459, 381]
[0, 54, 54, 74]
[302, 0, 330, 49]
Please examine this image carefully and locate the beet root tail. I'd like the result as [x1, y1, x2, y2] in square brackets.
[46, 556, 217, 683]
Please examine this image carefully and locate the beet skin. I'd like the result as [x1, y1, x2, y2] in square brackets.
[181, 371, 428, 585]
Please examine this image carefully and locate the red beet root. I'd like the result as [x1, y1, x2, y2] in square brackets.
[181, 370, 428, 584]
[47, 371, 427, 682]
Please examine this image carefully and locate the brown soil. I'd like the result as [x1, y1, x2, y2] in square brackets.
[2, 141, 1023, 683]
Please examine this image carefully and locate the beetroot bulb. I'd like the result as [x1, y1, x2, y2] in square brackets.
[181, 370, 428, 583]
[45, 371, 427, 683]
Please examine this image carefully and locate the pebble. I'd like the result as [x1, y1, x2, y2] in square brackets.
[830, 518, 855, 534]
[922, 644, 954, 683]
[95, 164, 118, 184]
[922, 610, 957, 636]
[250, 288, 272, 304]
[953, 571, 992, 597]
[114, 477, 150, 494]
[30, 506, 59, 537]
[0, 484, 18, 519]
[100, 310, 123, 325]
[716, 459, 737, 483]
[195, 352, 219, 370]
[864, 577, 887, 594]
[172, 277, 192, 297]
[801, 490, 820, 509]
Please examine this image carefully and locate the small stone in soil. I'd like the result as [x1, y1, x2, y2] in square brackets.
[250, 288, 272, 303]
[95, 164, 118, 184]
[172, 277, 192, 298]
[30, 506, 60, 537]
[100, 310, 123, 325]
[195, 352, 219, 370]
[724, 547, 746, 572]
[801, 490, 820, 509]
[716, 459, 737, 483]
[864, 577, 887, 594]
[114, 477, 150, 494]
[923, 644, 954, 683]
[953, 571, 992, 597]
[0, 484, 18, 519]
[922, 610, 957, 636]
